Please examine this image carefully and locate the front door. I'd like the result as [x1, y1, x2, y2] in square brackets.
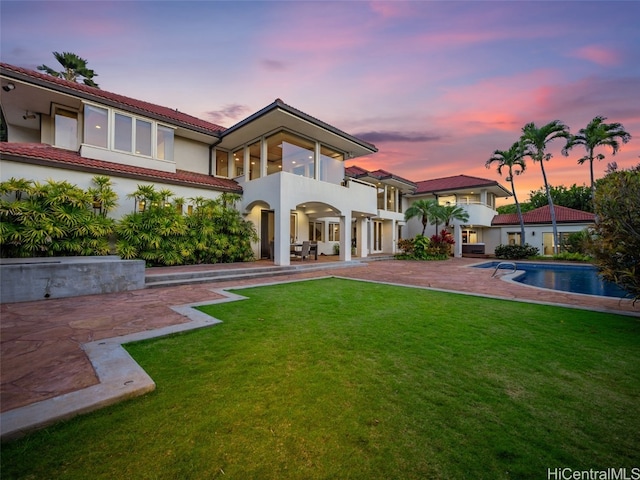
[373, 220, 383, 253]
[260, 210, 274, 259]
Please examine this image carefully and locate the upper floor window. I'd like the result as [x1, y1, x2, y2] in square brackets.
[84, 105, 108, 148]
[216, 149, 229, 177]
[83, 104, 173, 161]
[54, 108, 78, 150]
[319, 145, 343, 184]
[232, 147, 244, 177]
[266, 131, 314, 178]
[157, 125, 174, 161]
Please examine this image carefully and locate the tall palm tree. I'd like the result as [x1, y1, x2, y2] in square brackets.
[520, 120, 571, 255]
[404, 199, 439, 235]
[486, 141, 527, 245]
[37, 51, 99, 88]
[564, 116, 631, 201]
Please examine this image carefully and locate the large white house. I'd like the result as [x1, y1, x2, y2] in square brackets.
[0, 62, 593, 263]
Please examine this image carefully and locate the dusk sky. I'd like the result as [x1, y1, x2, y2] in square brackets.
[2, 1, 639, 204]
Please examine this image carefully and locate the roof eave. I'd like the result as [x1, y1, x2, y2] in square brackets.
[1, 66, 222, 138]
[220, 99, 377, 156]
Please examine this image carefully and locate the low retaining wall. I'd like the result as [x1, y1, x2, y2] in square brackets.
[0, 256, 146, 303]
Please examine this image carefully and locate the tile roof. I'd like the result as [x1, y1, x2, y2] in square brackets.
[345, 165, 416, 188]
[0, 143, 242, 193]
[222, 98, 378, 154]
[345, 165, 369, 176]
[0, 63, 226, 135]
[492, 205, 595, 225]
[414, 174, 504, 194]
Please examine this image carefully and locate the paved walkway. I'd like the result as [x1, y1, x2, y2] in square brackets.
[1, 258, 638, 437]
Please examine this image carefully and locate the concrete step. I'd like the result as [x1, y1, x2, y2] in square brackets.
[144, 261, 366, 288]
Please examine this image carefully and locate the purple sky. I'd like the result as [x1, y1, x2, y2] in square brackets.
[2, 1, 639, 204]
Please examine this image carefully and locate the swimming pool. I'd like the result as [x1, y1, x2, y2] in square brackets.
[473, 261, 629, 298]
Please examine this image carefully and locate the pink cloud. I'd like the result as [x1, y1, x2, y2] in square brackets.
[571, 45, 622, 67]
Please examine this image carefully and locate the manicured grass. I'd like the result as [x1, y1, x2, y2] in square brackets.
[2, 278, 639, 479]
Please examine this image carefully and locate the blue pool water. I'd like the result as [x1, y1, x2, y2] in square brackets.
[473, 262, 629, 298]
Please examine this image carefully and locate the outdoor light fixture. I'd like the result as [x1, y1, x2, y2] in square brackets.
[23, 111, 37, 120]
[2, 83, 15, 92]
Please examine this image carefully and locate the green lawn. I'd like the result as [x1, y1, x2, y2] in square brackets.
[2, 278, 639, 479]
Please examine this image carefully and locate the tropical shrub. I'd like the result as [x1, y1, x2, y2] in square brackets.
[494, 243, 539, 259]
[588, 164, 640, 301]
[562, 229, 591, 255]
[116, 186, 257, 266]
[429, 229, 455, 256]
[395, 234, 449, 261]
[185, 194, 257, 264]
[0, 176, 116, 257]
[552, 251, 592, 262]
[116, 185, 189, 266]
[397, 238, 415, 256]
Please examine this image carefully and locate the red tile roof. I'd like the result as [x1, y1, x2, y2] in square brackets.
[345, 165, 416, 188]
[345, 165, 369, 176]
[0, 143, 242, 193]
[415, 174, 503, 194]
[1, 63, 226, 135]
[492, 205, 595, 225]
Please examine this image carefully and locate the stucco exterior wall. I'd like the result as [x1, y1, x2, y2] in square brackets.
[0, 160, 223, 220]
[174, 137, 210, 175]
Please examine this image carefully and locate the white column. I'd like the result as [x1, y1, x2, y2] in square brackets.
[454, 224, 462, 257]
[339, 211, 352, 262]
[357, 217, 368, 258]
[274, 207, 291, 266]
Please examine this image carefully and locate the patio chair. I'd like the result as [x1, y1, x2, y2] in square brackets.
[292, 241, 311, 261]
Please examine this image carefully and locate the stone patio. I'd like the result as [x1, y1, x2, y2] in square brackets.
[1, 258, 637, 438]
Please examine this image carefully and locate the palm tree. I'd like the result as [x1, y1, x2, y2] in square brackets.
[438, 204, 470, 230]
[564, 116, 631, 201]
[520, 120, 571, 255]
[37, 51, 99, 88]
[486, 141, 527, 245]
[404, 199, 439, 235]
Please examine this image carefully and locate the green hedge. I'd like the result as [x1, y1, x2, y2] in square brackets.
[1, 178, 257, 266]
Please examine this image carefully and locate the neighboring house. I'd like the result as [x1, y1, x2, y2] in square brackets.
[404, 175, 512, 257]
[0, 63, 377, 265]
[492, 205, 595, 256]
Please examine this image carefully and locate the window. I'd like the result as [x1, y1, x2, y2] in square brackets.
[309, 221, 324, 242]
[114, 113, 132, 152]
[377, 186, 385, 210]
[290, 213, 297, 243]
[249, 141, 261, 180]
[386, 187, 396, 212]
[83, 104, 169, 160]
[329, 222, 340, 242]
[460, 194, 480, 204]
[157, 125, 174, 161]
[84, 105, 108, 148]
[216, 149, 229, 177]
[507, 232, 520, 245]
[319, 145, 343, 184]
[135, 119, 152, 156]
[462, 229, 478, 243]
[438, 195, 456, 206]
[54, 109, 78, 150]
[233, 147, 244, 177]
[265, 131, 314, 178]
